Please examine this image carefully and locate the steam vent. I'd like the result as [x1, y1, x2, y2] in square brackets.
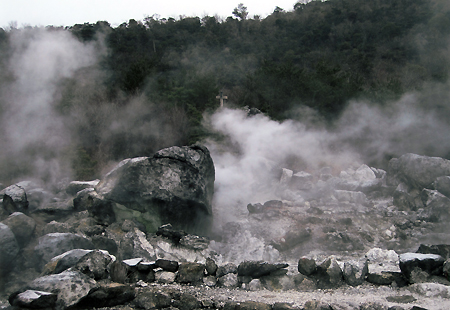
[94, 144, 215, 234]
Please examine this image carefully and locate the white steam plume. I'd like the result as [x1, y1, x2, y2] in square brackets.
[205, 108, 360, 226]
[0, 28, 98, 183]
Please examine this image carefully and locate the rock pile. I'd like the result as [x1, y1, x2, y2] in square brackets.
[1, 149, 450, 309]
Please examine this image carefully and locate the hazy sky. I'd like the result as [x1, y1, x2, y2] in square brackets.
[0, 0, 300, 28]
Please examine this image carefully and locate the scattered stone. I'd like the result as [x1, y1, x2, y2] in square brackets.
[385, 295, 417, 303]
[2, 184, 29, 214]
[155, 270, 176, 284]
[25, 270, 99, 309]
[237, 261, 289, 278]
[0, 223, 19, 272]
[1, 212, 36, 247]
[42, 249, 92, 275]
[387, 153, 450, 189]
[399, 253, 445, 283]
[77, 281, 135, 308]
[176, 262, 205, 284]
[217, 263, 238, 277]
[343, 259, 368, 286]
[155, 258, 179, 272]
[9, 290, 57, 309]
[73, 250, 114, 280]
[314, 256, 343, 288]
[34, 233, 95, 269]
[298, 257, 316, 276]
[433, 176, 450, 198]
[206, 257, 218, 275]
[417, 244, 450, 259]
[134, 288, 171, 309]
[65, 180, 100, 196]
[218, 273, 239, 288]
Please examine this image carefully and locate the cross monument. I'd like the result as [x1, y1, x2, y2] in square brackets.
[216, 91, 228, 108]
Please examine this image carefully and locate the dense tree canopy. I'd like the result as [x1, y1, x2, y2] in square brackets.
[0, 0, 449, 181]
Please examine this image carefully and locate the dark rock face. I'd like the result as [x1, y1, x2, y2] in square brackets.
[2, 184, 29, 214]
[237, 261, 289, 278]
[0, 223, 19, 272]
[399, 253, 445, 283]
[1, 212, 35, 247]
[95, 144, 215, 234]
[34, 233, 95, 269]
[387, 153, 450, 189]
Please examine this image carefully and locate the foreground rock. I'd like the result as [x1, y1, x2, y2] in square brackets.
[95, 144, 215, 233]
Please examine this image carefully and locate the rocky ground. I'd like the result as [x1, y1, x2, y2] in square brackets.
[1, 148, 450, 310]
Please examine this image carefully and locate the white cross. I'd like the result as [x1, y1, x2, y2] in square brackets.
[216, 91, 228, 108]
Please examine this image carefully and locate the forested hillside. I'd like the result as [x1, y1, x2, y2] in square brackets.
[0, 0, 449, 182]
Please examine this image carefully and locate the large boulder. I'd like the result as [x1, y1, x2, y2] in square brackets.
[23, 270, 99, 309]
[95, 144, 215, 234]
[387, 153, 450, 189]
[1, 184, 29, 214]
[419, 189, 450, 222]
[1, 212, 36, 247]
[0, 223, 19, 272]
[34, 233, 95, 269]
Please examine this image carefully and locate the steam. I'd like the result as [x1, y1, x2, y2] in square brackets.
[205, 82, 450, 227]
[205, 107, 360, 225]
[0, 28, 98, 184]
[0, 27, 189, 186]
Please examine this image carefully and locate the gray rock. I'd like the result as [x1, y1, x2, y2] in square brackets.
[1, 212, 35, 247]
[2, 184, 28, 214]
[387, 153, 450, 189]
[393, 183, 418, 211]
[217, 262, 238, 277]
[409, 282, 450, 298]
[76, 282, 135, 308]
[218, 273, 239, 288]
[0, 223, 19, 272]
[343, 259, 368, 286]
[34, 233, 95, 269]
[399, 253, 445, 283]
[237, 260, 289, 278]
[290, 171, 313, 190]
[175, 293, 200, 310]
[42, 249, 92, 275]
[176, 262, 205, 284]
[298, 257, 316, 276]
[10, 290, 57, 309]
[65, 180, 100, 196]
[25, 270, 99, 309]
[155, 258, 178, 272]
[333, 190, 369, 206]
[95, 144, 215, 234]
[247, 279, 262, 291]
[444, 259, 450, 280]
[366, 247, 400, 273]
[205, 257, 218, 275]
[419, 189, 450, 222]
[366, 272, 406, 286]
[203, 275, 217, 287]
[154, 270, 176, 283]
[179, 234, 210, 250]
[84, 190, 116, 225]
[433, 176, 450, 198]
[134, 288, 171, 309]
[118, 228, 156, 261]
[417, 244, 450, 259]
[314, 257, 343, 288]
[73, 250, 114, 280]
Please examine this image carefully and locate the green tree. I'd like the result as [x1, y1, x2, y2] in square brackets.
[233, 3, 249, 20]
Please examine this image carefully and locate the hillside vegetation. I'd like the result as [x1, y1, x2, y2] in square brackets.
[0, 0, 449, 181]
